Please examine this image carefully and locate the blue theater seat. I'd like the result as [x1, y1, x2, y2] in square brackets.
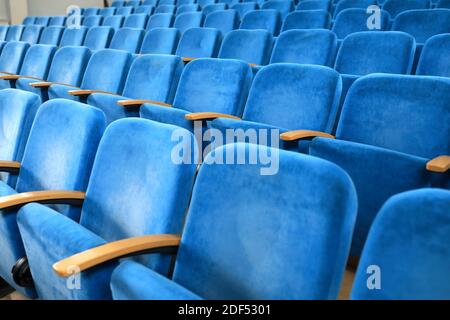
[0, 26, 8, 41]
[178, 0, 196, 4]
[240, 9, 282, 35]
[176, 4, 201, 15]
[48, 49, 133, 102]
[135, 5, 155, 14]
[39, 26, 64, 45]
[173, 12, 205, 33]
[232, 2, 259, 19]
[204, 9, 240, 34]
[60, 26, 89, 46]
[199, 0, 219, 7]
[0, 99, 106, 298]
[383, 0, 430, 18]
[116, 6, 134, 15]
[437, 0, 450, 7]
[140, 58, 253, 132]
[48, 16, 66, 26]
[332, 8, 391, 39]
[296, 0, 331, 11]
[123, 13, 149, 28]
[112, 0, 126, 7]
[282, 10, 331, 31]
[159, 0, 177, 4]
[416, 33, 450, 77]
[18, 118, 197, 300]
[351, 188, 450, 300]
[0, 42, 30, 76]
[110, 142, 357, 300]
[100, 7, 117, 17]
[22, 16, 36, 25]
[146, 13, 174, 29]
[83, 26, 115, 51]
[176, 27, 222, 59]
[203, 3, 228, 16]
[127, 0, 142, 6]
[308, 74, 450, 257]
[103, 15, 125, 30]
[109, 27, 145, 53]
[82, 15, 104, 27]
[5, 25, 25, 42]
[83, 8, 100, 16]
[34, 16, 50, 26]
[334, 0, 377, 17]
[271, 29, 338, 67]
[140, 27, 181, 54]
[155, 4, 177, 14]
[262, 0, 295, 19]
[20, 25, 44, 44]
[88, 54, 184, 124]
[219, 29, 274, 66]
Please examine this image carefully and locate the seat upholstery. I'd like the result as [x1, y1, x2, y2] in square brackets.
[261, 0, 294, 19]
[5, 25, 25, 42]
[178, 4, 202, 15]
[0, 42, 30, 75]
[83, 15, 103, 28]
[103, 15, 125, 31]
[416, 33, 450, 77]
[48, 16, 66, 26]
[39, 26, 64, 45]
[332, 8, 391, 39]
[135, 5, 155, 14]
[204, 9, 240, 35]
[146, 13, 174, 29]
[203, 3, 228, 16]
[240, 9, 282, 36]
[140, 27, 181, 54]
[0, 26, 8, 41]
[296, 0, 331, 11]
[176, 27, 222, 59]
[173, 12, 205, 33]
[282, 10, 331, 31]
[18, 118, 197, 300]
[100, 7, 117, 17]
[22, 16, 36, 25]
[116, 6, 134, 15]
[383, 0, 430, 18]
[60, 26, 89, 46]
[83, 8, 100, 16]
[123, 14, 149, 29]
[35, 16, 50, 26]
[109, 27, 145, 53]
[83, 26, 115, 51]
[20, 25, 44, 44]
[155, 5, 177, 14]
[334, 0, 378, 17]
[231, 2, 259, 19]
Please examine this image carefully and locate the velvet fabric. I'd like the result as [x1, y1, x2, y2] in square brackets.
[109, 27, 145, 53]
[203, 3, 228, 16]
[111, 143, 357, 300]
[103, 16, 125, 31]
[204, 10, 240, 35]
[437, 0, 450, 7]
[176, 27, 222, 58]
[124, 14, 149, 29]
[83, 26, 115, 51]
[296, 0, 331, 11]
[48, 16, 66, 27]
[135, 5, 155, 14]
[146, 13, 174, 30]
[271, 29, 337, 66]
[352, 189, 450, 300]
[173, 12, 205, 33]
[60, 27, 89, 47]
[116, 7, 134, 16]
[0, 26, 7, 41]
[176, 4, 201, 15]
[140, 28, 181, 54]
[0, 42, 30, 75]
[155, 5, 177, 14]
[83, 15, 103, 28]
[282, 10, 331, 31]
[5, 26, 24, 42]
[240, 9, 282, 35]
[20, 25, 44, 44]
[35, 16, 50, 26]
[140, 58, 253, 132]
[261, 0, 294, 19]
[100, 7, 117, 16]
[83, 8, 99, 16]
[18, 118, 197, 300]
[219, 29, 274, 65]
[383, 0, 430, 18]
[22, 17, 35, 25]
[416, 33, 450, 77]
[309, 74, 450, 256]
[39, 26, 64, 45]
[334, 0, 377, 17]
[87, 54, 184, 124]
[0, 99, 105, 298]
[231, 3, 259, 19]
[198, 0, 218, 8]
[332, 9, 391, 39]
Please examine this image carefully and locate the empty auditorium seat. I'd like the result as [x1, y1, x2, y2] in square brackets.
[60, 26, 89, 46]
[262, 0, 294, 19]
[83, 15, 104, 27]
[116, 6, 134, 15]
[123, 13, 149, 28]
[0, 26, 7, 41]
[127, 0, 142, 6]
[110, 142, 357, 300]
[383, 0, 430, 18]
[178, 0, 197, 4]
[155, 4, 177, 14]
[198, 0, 219, 7]
[22, 16, 36, 25]
[203, 3, 228, 16]
[88, 54, 184, 124]
[159, 0, 177, 4]
[103, 15, 125, 30]
[271, 29, 338, 67]
[140, 58, 253, 132]
[83, 8, 100, 16]
[219, 29, 274, 65]
[100, 7, 117, 17]
[112, 0, 126, 7]
[332, 8, 391, 39]
[0, 99, 106, 298]
[109, 27, 145, 53]
[34, 16, 50, 26]
[173, 12, 205, 33]
[135, 5, 155, 14]
[83, 26, 115, 51]
[240, 9, 282, 35]
[5, 25, 24, 42]
[0, 42, 30, 76]
[176, 4, 201, 15]
[296, 0, 331, 11]
[48, 49, 133, 102]
[140, 27, 181, 54]
[20, 25, 44, 44]
[232, 2, 259, 19]
[334, 0, 377, 17]
[282, 10, 331, 31]
[204, 9, 240, 34]
[39, 26, 64, 45]
[437, 0, 450, 7]
[352, 188, 450, 300]
[416, 33, 450, 77]
[176, 27, 222, 59]
[147, 13, 174, 29]
[48, 16, 66, 26]
[307, 74, 450, 257]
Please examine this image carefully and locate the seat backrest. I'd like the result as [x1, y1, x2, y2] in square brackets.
[110, 27, 145, 53]
[35, 16, 50, 26]
[0, 41, 30, 74]
[383, 0, 430, 18]
[231, 2, 259, 19]
[159, 0, 176, 4]
[198, 0, 218, 7]
[392, 9, 450, 43]
[204, 9, 240, 35]
[122, 54, 184, 104]
[49, 16, 66, 26]
[46, 46, 91, 87]
[332, 8, 391, 39]
[337, 74, 450, 158]
[334, 0, 377, 16]
[79, 118, 197, 272]
[23, 16, 36, 25]
[83, 15, 103, 27]
[240, 9, 282, 35]
[0, 26, 8, 41]
[352, 188, 450, 300]
[271, 29, 337, 67]
[203, 3, 228, 16]
[173, 58, 253, 115]
[123, 13, 149, 28]
[155, 4, 176, 14]
[177, 4, 201, 15]
[83, 8, 100, 16]
[83, 26, 115, 51]
[112, 0, 126, 6]
[219, 29, 273, 65]
[103, 15, 125, 30]
[173, 12, 205, 33]
[335, 31, 416, 75]
[437, 0, 450, 8]
[140, 27, 181, 54]
[60, 26, 89, 46]
[261, 0, 294, 19]
[6, 25, 24, 42]
[176, 27, 222, 58]
[296, 0, 331, 11]
[39, 26, 64, 45]
[135, 5, 155, 14]
[100, 7, 117, 17]
[178, 0, 196, 5]
[20, 25, 44, 44]
[172, 143, 357, 299]
[282, 10, 331, 31]
[146, 13, 174, 29]
[116, 6, 134, 15]
[127, 0, 141, 6]
[18, 44, 57, 80]
[416, 33, 450, 77]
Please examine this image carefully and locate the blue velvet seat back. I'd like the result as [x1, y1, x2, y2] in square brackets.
[334, 0, 377, 17]
[83, 15, 103, 28]
[20, 25, 44, 44]
[173, 58, 253, 115]
[203, 3, 228, 16]
[100, 7, 117, 16]
[49, 16, 66, 26]
[172, 143, 357, 299]
[198, 0, 218, 8]
[80, 49, 133, 94]
[437, 0, 450, 7]
[146, 13, 174, 29]
[177, 3, 200, 14]
[176, 27, 222, 58]
[243, 64, 342, 132]
[219, 29, 273, 65]
[39, 26, 64, 45]
[140, 27, 180, 54]
[352, 188, 450, 299]
[271, 29, 337, 67]
[17, 45, 57, 80]
[83, 26, 115, 51]
[240, 9, 282, 35]
[155, 4, 176, 14]
[335, 31, 416, 75]
[416, 33, 450, 77]
[282, 10, 332, 31]
[46, 46, 91, 86]
[60, 27, 89, 47]
[83, 8, 99, 16]
[0, 41, 30, 74]
[135, 5, 155, 14]
[383, 0, 430, 18]
[23, 17, 36, 25]
[337, 74, 450, 159]
[261, 0, 294, 19]
[110, 27, 145, 53]
[392, 9, 450, 44]
[79, 119, 197, 271]
[0, 26, 8, 41]
[173, 12, 205, 33]
[204, 9, 240, 35]
[116, 6, 134, 16]
[124, 14, 149, 29]
[35, 16, 50, 26]
[5, 25, 24, 42]
[231, 3, 259, 19]
[332, 8, 391, 39]
[103, 15, 125, 31]
[296, 0, 331, 11]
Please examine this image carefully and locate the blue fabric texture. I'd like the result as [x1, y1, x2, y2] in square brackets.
[416, 33, 450, 77]
[240, 9, 282, 35]
[261, 0, 294, 19]
[204, 9, 240, 35]
[282, 10, 331, 31]
[20, 25, 44, 44]
[383, 0, 430, 18]
[83, 26, 114, 51]
[39, 26, 64, 45]
[146, 13, 174, 29]
[332, 9, 391, 39]
[0, 42, 30, 75]
[109, 27, 145, 54]
[140, 27, 180, 54]
[103, 16, 125, 31]
[5, 26, 24, 41]
[176, 27, 222, 58]
[173, 12, 205, 33]
[60, 27, 89, 47]
[124, 14, 149, 29]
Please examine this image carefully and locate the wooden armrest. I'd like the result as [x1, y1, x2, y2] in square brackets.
[30, 81, 53, 88]
[426, 156, 450, 173]
[117, 99, 172, 109]
[280, 130, 335, 142]
[69, 89, 112, 97]
[249, 63, 260, 68]
[0, 191, 85, 211]
[182, 57, 197, 63]
[0, 161, 21, 175]
[53, 234, 181, 277]
[0, 74, 20, 80]
[185, 112, 241, 121]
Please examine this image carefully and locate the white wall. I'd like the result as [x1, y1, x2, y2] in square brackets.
[0, 0, 9, 23]
[27, 0, 104, 16]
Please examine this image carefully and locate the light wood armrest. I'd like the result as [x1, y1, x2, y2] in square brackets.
[69, 89, 112, 97]
[280, 130, 335, 142]
[0, 161, 21, 175]
[185, 112, 241, 121]
[426, 156, 450, 173]
[0, 74, 20, 80]
[249, 63, 260, 67]
[182, 57, 197, 63]
[117, 99, 172, 109]
[29, 81, 53, 88]
[53, 234, 181, 277]
[0, 191, 85, 211]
